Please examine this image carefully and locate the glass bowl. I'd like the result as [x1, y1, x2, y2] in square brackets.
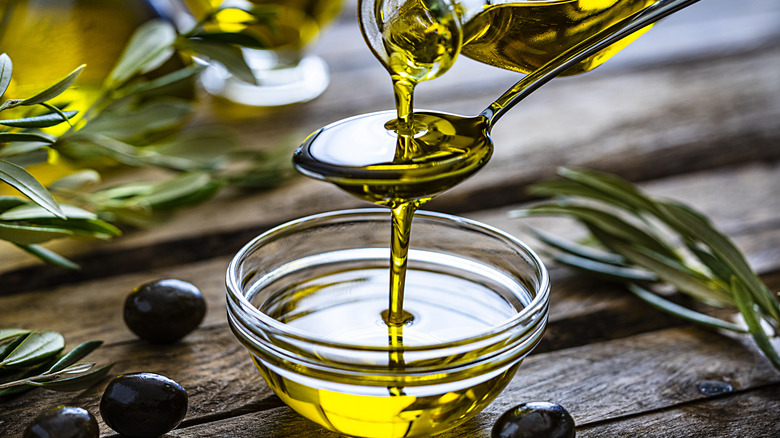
[226, 209, 549, 437]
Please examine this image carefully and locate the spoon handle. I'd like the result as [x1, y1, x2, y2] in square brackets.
[481, 0, 702, 127]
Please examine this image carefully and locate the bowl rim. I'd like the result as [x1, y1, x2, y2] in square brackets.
[226, 208, 550, 352]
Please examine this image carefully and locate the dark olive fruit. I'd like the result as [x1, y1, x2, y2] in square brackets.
[23, 405, 99, 438]
[100, 372, 188, 438]
[124, 278, 206, 343]
[492, 401, 575, 438]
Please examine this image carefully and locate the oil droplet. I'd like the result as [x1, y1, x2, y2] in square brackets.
[696, 380, 733, 396]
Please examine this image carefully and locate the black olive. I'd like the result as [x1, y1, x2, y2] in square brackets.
[492, 401, 575, 438]
[124, 279, 206, 343]
[100, 372, 188, 438]
[23, 405, 99, 438]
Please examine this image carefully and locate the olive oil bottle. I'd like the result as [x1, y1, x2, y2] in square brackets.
[182, 0, 344, 55]
[460, 0, 657, 75]
[0, 0, 177, 113]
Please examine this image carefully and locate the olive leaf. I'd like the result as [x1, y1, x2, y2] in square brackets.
[0, 222, 73, 245]
[179, 39, 257, 84]
[0, 331, 64, 369]
[0, 329, 30, 345]
[0, 53, 11, 99]
[0, 160, 65, 219]
[26, 362, 114, 392]
[732, 277, 780, 370]
[106, 19, 177, 88]
[0, 203, 96, 220]
[0, 336, 111, 397]
[513, 167, 780, 370]
[0, 110, 78, 128]
[0, 65, 85, 112]
[14, 243, 80, 270]
[0, 132, 57, 143]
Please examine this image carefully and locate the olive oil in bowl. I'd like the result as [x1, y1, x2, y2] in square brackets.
[226, 210, 549, 438]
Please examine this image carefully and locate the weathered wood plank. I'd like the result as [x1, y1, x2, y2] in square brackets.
[0, 325, 278, 437]
[152, 326, 780, 438]
[576, 385, 780, 437]
[2, 166, 779, 436]
[2, 162, 777, 342]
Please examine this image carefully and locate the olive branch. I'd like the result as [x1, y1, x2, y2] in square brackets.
[0, 329, 111, 398]
[511, 167, 780, 370]
[0, 5, 293, 269]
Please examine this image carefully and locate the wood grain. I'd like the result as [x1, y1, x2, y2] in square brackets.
[149, 327, 780, 438]
[2, 1, 779, 437]
[2, 163, 778, 436]
[1, 19, 778, 291]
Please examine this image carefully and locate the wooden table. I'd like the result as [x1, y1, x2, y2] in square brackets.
[2, 0, 779, 436]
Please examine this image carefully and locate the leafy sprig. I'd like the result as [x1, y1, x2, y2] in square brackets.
[0, 329, 112, 397]
[0, 5, 294, 268]
[511, 167, 780, 370]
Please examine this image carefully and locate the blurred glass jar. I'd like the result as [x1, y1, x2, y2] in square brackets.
[179, 0, 344, 107]
[0, 0, 188, 113]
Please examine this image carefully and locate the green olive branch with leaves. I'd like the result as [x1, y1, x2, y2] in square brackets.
[0, 4, 294, 269]
[0, 329, 112, 398]
[511, 167, 780, 370]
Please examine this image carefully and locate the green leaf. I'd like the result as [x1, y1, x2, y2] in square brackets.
[0, 110, 78, 128]
[78, 99, 192, 142]
[627, 283, 747, 333]
[517, 204, 678, 260]
[0, 132, 57, 143]
[46, 340, 103, 373]
[0, 140, 50, 158]
[49, 169, 101, 191]
[116, 64, 202, 98]
[556, 167, 659, 215]
[609, 240, 733, 307]
[0, 331, 64, 369]
[107, 19, 177, 87]
[549, 249, 658, 282]
[0, 335, 29, 363]
[0, 196, 27, 212]
[0, 222, 72, 244]
[21, 65, 86, 106]
[0, 329, 29, 343]
[0, 203, 96, 220]
[181, 39, 257, 84]
[149, 126, 239, 169]
[521, 224, 627, 265]
[61, 134, 146, 167]
[33, 362, 113, 392]
[15, 244, 80, 270]
[732, 277, 780, 370]
[684, 239, 733, 284]
[0, 53, 11, 99]
[141, 172, 219, 209]
[29, 218, 121, 239]
[658, 200, 780, 321]
[0, 160, 65, 218]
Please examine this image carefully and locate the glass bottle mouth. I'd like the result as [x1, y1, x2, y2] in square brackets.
[226, 209, 549, 384]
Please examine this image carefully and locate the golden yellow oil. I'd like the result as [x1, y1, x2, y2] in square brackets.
[183, 0, 344, 52]
[295, 108, 493, 325]
[460, 0, 656, 74]
[245, 260, 531, 437]
[378, 0, 462, 86]
[297, 111, 491, 207]
[256, 358, 519, 437]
